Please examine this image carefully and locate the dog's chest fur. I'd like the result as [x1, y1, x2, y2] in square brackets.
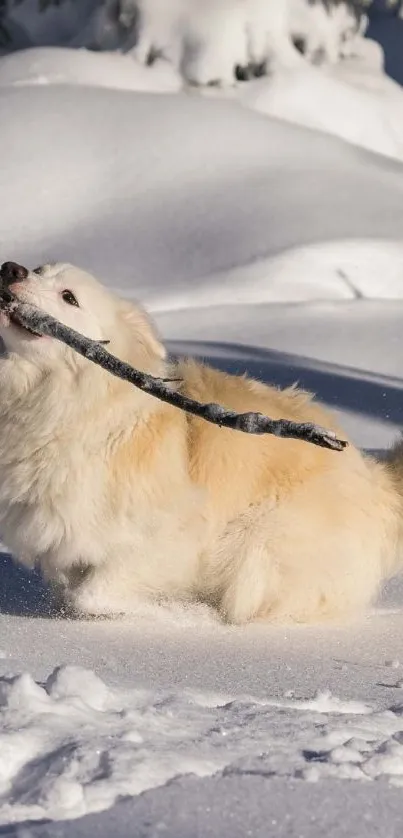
[0, 363, 112, 564]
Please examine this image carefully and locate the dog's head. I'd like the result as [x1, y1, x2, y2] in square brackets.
[0, 261, 166, 375]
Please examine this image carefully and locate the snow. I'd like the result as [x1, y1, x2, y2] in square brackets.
[1, 39, 403, 162]
[2, 84, 403, 307]
[4, 584, 403, 829]
[237, 57, 403, 161]
[0, 46, 182, 92]
[0, 4, 403, 834]
[1, 664, 403, 825]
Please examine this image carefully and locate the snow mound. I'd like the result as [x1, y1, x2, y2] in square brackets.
[0, 38, 402, 166]
[0, 46, 181, 92]
[149, 238, 403, 312]
[239, 62, 403, 161]
[2, 666, 403, 825]
[1, 83, 403, 307]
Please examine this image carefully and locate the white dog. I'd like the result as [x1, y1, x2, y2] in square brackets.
[0, 261, 401, 624]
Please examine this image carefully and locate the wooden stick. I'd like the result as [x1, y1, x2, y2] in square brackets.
[0, 289, 347, 452]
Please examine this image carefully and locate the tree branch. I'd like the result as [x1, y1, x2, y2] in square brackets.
[0, 289, 347, 452]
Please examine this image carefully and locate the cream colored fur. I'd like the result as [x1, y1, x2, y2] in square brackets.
[0, 262, 402, 624]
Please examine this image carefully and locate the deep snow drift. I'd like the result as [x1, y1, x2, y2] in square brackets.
[1, 39, 403, 161]
[1, 84, 403, 304]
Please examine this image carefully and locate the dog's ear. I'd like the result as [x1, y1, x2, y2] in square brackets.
[118, 299, 166, 362]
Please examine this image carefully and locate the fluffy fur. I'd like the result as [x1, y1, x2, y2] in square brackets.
[0, 262, 402, 624]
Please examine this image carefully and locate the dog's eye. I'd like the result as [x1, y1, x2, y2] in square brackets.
[62, 290, 79, 307]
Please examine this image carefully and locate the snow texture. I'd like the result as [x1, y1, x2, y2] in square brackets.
[0, 1, 403, 834]
[1, 662, 403, 826]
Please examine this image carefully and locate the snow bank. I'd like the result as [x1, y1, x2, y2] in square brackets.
[2, 664, 403, 824]
[0, 46, 181, 92]
[1, 38, 403, 164]
[0, 4, 402, 165]
[0, 83, 403, 307]
[239, 60, 403, 160]
[149, 239, 403, 312]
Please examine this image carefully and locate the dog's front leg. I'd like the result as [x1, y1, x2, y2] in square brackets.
[61, 561, 138, 617]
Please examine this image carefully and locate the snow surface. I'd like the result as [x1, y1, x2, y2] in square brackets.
[1, 662, 403, 826]
[0, 46, 182, 92]
[1, 40, 403, 161]
[237, 55, 403, 161]
[1, 15, 403, 836]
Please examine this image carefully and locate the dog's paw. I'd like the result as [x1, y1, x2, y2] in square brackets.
[66, 582, 125, 619]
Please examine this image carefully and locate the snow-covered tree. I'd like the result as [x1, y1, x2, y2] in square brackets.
[0, 1, 383, 85]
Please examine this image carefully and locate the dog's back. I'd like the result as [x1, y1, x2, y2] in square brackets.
[177, 357, 400, 623]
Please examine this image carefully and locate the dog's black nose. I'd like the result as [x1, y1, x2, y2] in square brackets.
[0, 262, 29, 285]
